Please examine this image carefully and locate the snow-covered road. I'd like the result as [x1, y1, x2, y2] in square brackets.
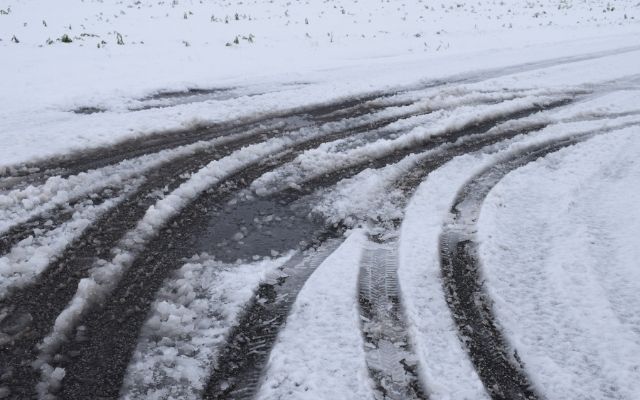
[2, 22, 640, 400]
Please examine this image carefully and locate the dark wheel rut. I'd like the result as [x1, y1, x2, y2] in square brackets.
[439, 136, 590, 400]
[2, 76, 620, 400]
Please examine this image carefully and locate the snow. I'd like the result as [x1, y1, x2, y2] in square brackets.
[251, 92, 570, 195]
[34, 114, 375, 394]
[0, 133, 237, 234]
[121, 253, 293, 400]
[35, 132, 302, 360]
[2, 0, 640, 166]
[398, 153, 490, 400]
[312, 152, 422, 227]
[0, 190, 127, 299]
[256, 229, 374, 400]
[2, 0, 640, 398]
[477, 127, 640, 399]
[395, 86, 640, 399]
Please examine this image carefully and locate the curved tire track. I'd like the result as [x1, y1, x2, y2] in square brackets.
[0, 94, 388, 189]
[1, 90, 440, 398]
[201, 240, 343, 400]
[200, 99, 572, 400]
[0, 115, 334, 398]
[350, 114, 561, 400]
[52, 95, 453, 398]
[439, 136, 588, 400]
[0, 186, 120, 258]
[0, 75, 617, 399]
[288, 100, 571, 201]
[0, 145, 239, 398]
[5, 40, 634, 189]
[54, 153, 335, 399]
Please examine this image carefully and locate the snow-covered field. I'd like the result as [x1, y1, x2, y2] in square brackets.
[1, 0, 640, 399]
[1, 0, 640, 165]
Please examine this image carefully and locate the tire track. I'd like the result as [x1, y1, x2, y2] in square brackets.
[202, 240, 343, 400]
[0, 121, 316, 398]
[0, 186, 120, 257]
[3, 95, 438, 302]
[6, 42, 636, 188]
[48, 94, 457, 398]
[0, 121, 285, 234]
[46, 95, 547, 399]
[0, 94, 387, 189]
[343, 101, 626, 399]
[0, 89, 447, 253]
[128, 87, 236, 112]
[359, 241, 427, 400]
[417, 45, 640, 90]
[0, 147, 228, 398]
[53, 152, 339, 399]
[0, 115, 306, 191]
[199, 99, 574, 400]
[0, 80, 608, 399]
[350, 115, 556, 400]
[10, 93, 564, 397]
[0, 125, 282, 294]
[0, 90, 431, 193]
[5, 93, 430, 397]
[439, 136, 588, 400]
[119, 251, 300, 400]
[277, 100, 571, 200]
